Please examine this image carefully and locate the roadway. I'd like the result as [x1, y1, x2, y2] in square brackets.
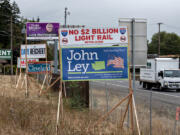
[90, 80, 180, 115]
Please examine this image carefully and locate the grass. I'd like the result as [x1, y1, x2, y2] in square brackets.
[0, 75, 179, 135]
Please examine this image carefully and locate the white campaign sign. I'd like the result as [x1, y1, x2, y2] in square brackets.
[60, 26, 128, 46]
[17, 57, 39, 68]
[21, 44, 46, 58]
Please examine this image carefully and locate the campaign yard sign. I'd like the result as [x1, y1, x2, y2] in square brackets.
[61, 46, 128, 81]
[176, 107, 180, 121]
[17, 57, 39, 68]
[26, 22, 59, 40]
[60, 26, 128, 46]
[21, 44, 46, 59]
[0, 49, 11, 59]
[28, 61, 51, 74]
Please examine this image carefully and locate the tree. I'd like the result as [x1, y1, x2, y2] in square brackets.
[148, 31, 180, 55]
[0, 0, 12, 48]
[0, 0, 41, 65]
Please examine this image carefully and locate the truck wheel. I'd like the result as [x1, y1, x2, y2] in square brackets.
[159, 85, 164, 91]
[147, 83, 152, 90]
[176, 89, 180, 92]
[142, 82, 146, 89]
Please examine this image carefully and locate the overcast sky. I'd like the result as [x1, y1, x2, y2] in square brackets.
[14, 0, 180, 40]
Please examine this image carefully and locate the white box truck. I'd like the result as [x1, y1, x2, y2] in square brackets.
[140, 58, 180, 91]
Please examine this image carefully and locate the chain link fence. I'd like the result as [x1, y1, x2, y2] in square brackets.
[89, 80, 180, 135]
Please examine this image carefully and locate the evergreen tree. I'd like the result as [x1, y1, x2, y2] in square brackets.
[0, 0, 12, 48]
[148, 31, 180, 55]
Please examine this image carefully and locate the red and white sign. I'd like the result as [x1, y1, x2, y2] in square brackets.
[60, 26, 128, 46]
[176, 107, 180, 121]
[17, 57, 39, 68]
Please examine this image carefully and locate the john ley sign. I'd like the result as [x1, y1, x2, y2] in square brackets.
[61, 47, 128, 81]
[26, 22, 59, 40]
[28, 62, 51, 74]
[60, 26, 128, 46]
[0, 50, 11, 59]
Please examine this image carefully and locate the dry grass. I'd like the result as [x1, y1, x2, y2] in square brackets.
[0, 75, 179, 135]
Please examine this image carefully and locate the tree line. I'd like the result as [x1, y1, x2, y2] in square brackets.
[0, 0, 40, 64]
[148, 31, 180, 55]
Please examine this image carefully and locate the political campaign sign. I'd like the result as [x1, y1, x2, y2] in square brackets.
[60, 26, 128, 46]
[0, 49, 11, 59]
[61, 46, 128, 81]
[17, 57, 39, 68]
[26, 22, 59, 40]
[28, 61, 51, 74]
[21, 44, 46, 59]
[176, 107, 180, 121]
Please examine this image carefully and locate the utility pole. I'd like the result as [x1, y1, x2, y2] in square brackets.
[158, 22, 163, 57]
[10, 15, 13, 75]
[64, 7, 70, 27]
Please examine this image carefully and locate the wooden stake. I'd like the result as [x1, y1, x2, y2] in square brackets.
[132, 95, 141, 135]
[63, 82, 67, 98]
[87, 92, 132, 133]
[25, 23, 28, 97]
[41, 76, 60, 95]
[15, 67, 17, 85]
[40, 74, 47, 94]
[21, 74, 26, 88]
[56, 27, 63, 134]
[120, 94, 132, 128]
[130, 94, 134, 130]
[56, 89, 62, 135]
[127, 26, 134, 131]
[45, 43, 48, 86]
[20, 45, 22, 74]
[16, 72, 22, 88]
[48, 75, 52, 86]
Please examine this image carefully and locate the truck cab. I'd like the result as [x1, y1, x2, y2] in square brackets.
[158, 69, 180, 91]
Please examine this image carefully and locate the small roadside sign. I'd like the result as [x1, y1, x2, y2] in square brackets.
[0, 49, 11, 59]
[176, 107, 180, 121]
[28, 61, 51, 74]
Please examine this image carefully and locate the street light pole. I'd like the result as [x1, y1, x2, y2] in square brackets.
[10, 15, 13, 75]
[64, 7, 70, 27]
[64, 7, 67, 27]
[158, 22, 163, 57]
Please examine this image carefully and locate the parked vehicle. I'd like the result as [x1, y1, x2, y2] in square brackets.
[140, 58, 180, 91]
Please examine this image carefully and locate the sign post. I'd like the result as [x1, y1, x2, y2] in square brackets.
[25, 30, 28, 97]
[56, 29, 63, 135]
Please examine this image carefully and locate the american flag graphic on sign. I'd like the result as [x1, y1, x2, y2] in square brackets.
[107, 57, 124, 68]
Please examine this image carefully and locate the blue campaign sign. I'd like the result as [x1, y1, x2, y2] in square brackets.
[28, 62, 51, 74]
[61, 47, 128, 81]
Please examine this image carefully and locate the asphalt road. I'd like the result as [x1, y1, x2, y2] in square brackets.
[90, 80, 180, 116]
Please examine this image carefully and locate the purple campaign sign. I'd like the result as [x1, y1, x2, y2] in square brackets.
[26, 23, 59, 40]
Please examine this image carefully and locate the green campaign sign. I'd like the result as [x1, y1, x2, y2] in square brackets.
[0, 50, 12, 59]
